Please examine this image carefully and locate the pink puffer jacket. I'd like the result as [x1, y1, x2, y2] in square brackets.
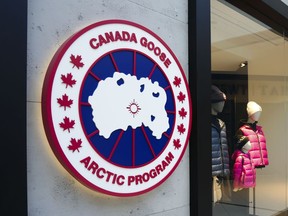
[232, 150, 256, 189]
[240, 125, 269, 168]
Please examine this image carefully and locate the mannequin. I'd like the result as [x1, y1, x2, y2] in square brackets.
[232, 137, 256, 191]
[211, 101, 225, 115]
[211, 85, 230, 203]
[247, 101, 262, 123]
[235, 101, 269, 168]
[241, 140, 252, 154]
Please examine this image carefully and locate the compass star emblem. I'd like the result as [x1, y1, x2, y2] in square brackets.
[127, 99, 141, 117]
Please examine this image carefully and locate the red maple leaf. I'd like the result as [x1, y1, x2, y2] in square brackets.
[68, 138, 82, 152]
[177, 123, 186, 135]
[70, 54, 84, 69]
[59, 116, 75, 132]
[57, 94, 73, 110]
[61, 73, 76, 88]
[178, 107, 187, 119]
[173, 139, 182, 150]
[177, 91, 186, 103]
[173, 76, 181, 87]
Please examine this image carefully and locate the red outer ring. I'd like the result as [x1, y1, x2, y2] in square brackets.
[41, 19, 193, 197]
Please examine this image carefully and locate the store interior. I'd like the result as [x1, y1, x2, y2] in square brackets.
[211, 0, 288, 215]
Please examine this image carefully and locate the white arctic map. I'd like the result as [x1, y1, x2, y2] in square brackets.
[88, 72, 169, 139]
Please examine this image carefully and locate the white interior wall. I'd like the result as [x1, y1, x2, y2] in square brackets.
[27, 1, 189, 215]
[248, 38, 288, 215]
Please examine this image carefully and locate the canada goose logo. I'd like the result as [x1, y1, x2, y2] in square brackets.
[42, 20, 192, 196]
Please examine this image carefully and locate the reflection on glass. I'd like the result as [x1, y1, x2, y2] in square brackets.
[211, 0, 287, 215]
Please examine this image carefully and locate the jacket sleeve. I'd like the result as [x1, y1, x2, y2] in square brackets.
[234, 129, 244, 143]
[233, 156, 243, 190]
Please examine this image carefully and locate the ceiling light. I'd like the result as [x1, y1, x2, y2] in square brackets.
[239, 61, 248, 68]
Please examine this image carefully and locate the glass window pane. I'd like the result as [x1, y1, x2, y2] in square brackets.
[211, 1, 287, 215]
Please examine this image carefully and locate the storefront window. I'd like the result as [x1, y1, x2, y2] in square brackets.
[211, 0, 288, 215]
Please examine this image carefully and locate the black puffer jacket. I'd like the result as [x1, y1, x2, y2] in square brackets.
[211, 115, 230, 177]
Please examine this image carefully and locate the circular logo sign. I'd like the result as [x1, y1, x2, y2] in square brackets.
[42, 20, 192, 196]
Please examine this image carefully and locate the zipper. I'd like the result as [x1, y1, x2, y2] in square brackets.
[219, 126, 225, 176]
[254, 130, 264, 166]
[241, 156, 245, 184]
[249, 154, 255, 183]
